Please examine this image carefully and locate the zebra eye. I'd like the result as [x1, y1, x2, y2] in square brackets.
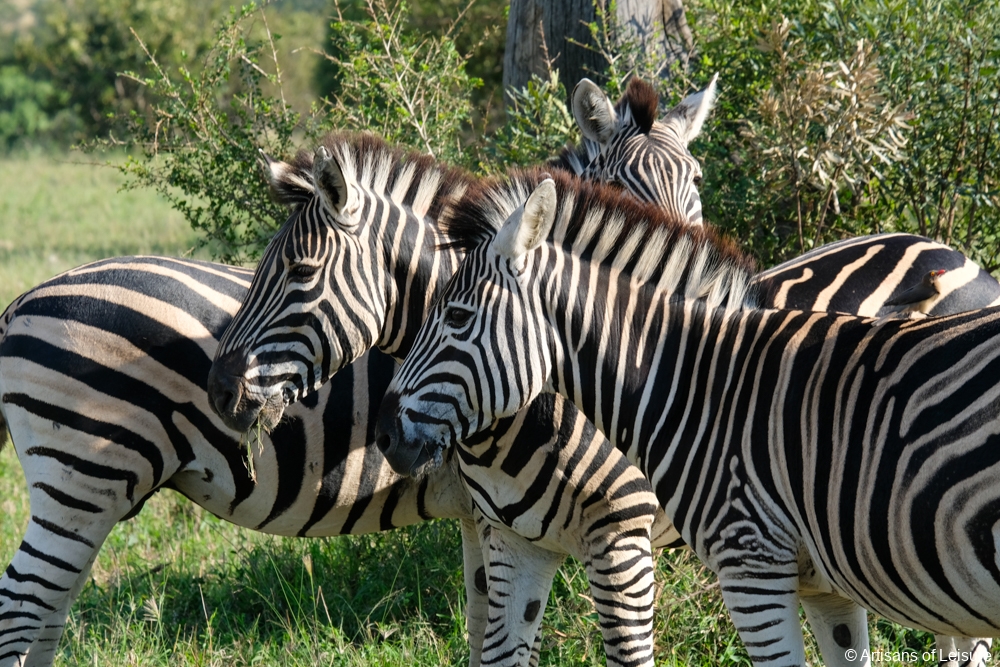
[693, 174, 703, 187]
[288, 263, 320, 282]
[444, 306, 474, 328]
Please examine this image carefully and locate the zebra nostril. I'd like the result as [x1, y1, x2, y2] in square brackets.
[375, 391, 401, 455]
[207, 369, 243, 418]
[375, 432, 391, 454]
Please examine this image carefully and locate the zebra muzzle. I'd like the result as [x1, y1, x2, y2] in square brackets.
[208, 349, 263, 432]
[375, 391, 441, 477]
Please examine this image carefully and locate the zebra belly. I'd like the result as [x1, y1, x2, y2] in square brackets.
[796, 483, 1000, 638]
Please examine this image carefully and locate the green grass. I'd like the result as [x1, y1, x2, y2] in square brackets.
[0, 153, 946, 666]
[0, 152, 205, 308]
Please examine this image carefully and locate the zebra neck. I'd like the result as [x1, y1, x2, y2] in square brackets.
[376, 221, 466, 360]
[541, 247, 751, 456]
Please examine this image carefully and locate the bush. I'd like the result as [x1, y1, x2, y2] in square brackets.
[3, 0, 228, 148]
[0, 65, 78, 149]
[103, 0, 581, 262]
[96, 0, 1000, 275]
[319, 0, 482, 166]
[105, 3, 312, 264]
[689, 0, 1000, 270]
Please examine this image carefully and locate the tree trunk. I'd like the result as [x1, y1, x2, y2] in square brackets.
[503, 0, 693, 99]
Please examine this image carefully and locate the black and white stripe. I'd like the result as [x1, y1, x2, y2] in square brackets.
[379, 172, 1000, 667]
[214, 132, 997, 667]
[756, 233, 1000, 316]
[552, 76, 716, 225]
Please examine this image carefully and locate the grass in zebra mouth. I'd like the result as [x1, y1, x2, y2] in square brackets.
[241, 419, 266, 483]
[0, 155, 947, 665]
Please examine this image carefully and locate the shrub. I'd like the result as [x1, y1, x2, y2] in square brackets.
[319, 0, 482, 166]
[105, 3, 310, 264]
[0, 65, 77, 149]
[690, 0, 1000, 270]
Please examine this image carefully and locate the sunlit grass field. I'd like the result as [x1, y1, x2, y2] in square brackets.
[0, 153, 945, 665]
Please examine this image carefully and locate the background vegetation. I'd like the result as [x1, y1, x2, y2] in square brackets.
[1, 0, 996, 664]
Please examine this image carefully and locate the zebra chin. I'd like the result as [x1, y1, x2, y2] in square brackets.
[375, 391, 448, 477]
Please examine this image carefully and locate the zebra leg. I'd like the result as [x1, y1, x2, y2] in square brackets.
[462, 517, 488, 667]
[1, 418, 154, 667]
[16, 549, 99, 667]
[0, 508, 117, 667]
[582, 529, 656, 667]
[716, 566, 806, 667]
[933, 636, 993, 667]
[799, 592, 869, 667]
[479, 524, 565, 667]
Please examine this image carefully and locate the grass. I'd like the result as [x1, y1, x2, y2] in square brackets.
[0, 152, 205, 308]
[0, 153, 946, 666]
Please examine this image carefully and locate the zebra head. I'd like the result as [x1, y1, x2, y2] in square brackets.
[376, 179, 560, 476]
[208, 134, 470, 433]
[376, 172, 756, 477]
[566, 75, 718, 224]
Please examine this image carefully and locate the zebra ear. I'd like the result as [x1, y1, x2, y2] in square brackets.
[662, 72, 718, 145]
[259, 150, 315, 208]
[493, 179, 558, 263]
[572, 78, 619, 146]
[312, 145, 353, 217]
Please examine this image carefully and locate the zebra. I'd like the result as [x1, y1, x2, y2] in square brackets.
[207, 135, 673, 667]
[207, 136, 997, 665]
[0, 106, 709, 667]
[552, 74, 717, 225]
[375, 171, 1000, 667]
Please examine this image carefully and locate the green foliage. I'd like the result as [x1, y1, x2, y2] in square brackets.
[481, 70, 579, 172]
[0, 65, 76, 148]
[688, 0, 1000, 270]
[3, 0, 227, 147]
[320, 0, 482, 165]
[739, 22, 910, 254]
[107, 3, 317, 264]
[314, 0, 506, 130]
[846, 0, 1000, 270]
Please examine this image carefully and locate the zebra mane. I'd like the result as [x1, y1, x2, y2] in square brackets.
[443, 168, 759, 310]
[264, 132, 476, 221]
[549, 77, 662, 174]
